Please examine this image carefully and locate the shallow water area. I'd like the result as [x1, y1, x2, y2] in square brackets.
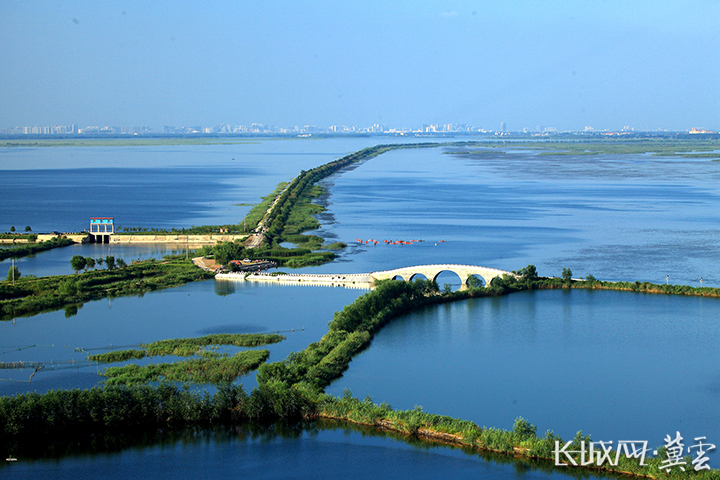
[0, 280, 364, 396]
[0, 243, 187, 277]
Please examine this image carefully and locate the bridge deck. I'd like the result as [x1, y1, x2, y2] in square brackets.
[215, 264, 513, 289]
[216, 271, 373, 289]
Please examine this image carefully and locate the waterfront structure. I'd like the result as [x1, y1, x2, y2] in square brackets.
[89, 217, 114, 244]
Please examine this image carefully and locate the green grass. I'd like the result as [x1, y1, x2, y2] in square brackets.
[0, 237, 74, 261]
[244, 182, 289, 231]
[0, 257, 213, 321]
[103, 350, 270, 385]
[88, 333, 286, 363]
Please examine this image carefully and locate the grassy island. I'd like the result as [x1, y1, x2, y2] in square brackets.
[89, 333, 285, 386]
[0, 256, 213, 321]
[88, 333, 286, 363]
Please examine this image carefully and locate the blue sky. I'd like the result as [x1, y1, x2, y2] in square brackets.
[1, 1, 718, 132]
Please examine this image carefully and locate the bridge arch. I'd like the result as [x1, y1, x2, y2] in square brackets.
[408, 273, 428, 282]
[433, 270, 463, 291]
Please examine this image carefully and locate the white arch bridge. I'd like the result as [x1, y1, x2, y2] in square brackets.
[216, 264, 514, 289]
[370, 264, 512, 288]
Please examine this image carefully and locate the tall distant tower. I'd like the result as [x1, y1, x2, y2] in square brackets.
[500, 122, 506, 133]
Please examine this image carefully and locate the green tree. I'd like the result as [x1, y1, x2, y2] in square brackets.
[105, 256, 116, 270]
[443, 283, 453, 294]
[562, 267, 573, 286]
[24, 226, 31, 232]
[10, 226, 15, 232]
[71, 255, 86, 274]
[116, 258, 127, 269]
[585, 273, 597, 285]
[57, 279, 78, 296]
[523, 264, 538, 280]
[213, 241, 246, 265]
[512, 417, 537, 441]
[6, 265, 20, 282]
[84, 257, 96, 272]
[515, 264, 538, 280]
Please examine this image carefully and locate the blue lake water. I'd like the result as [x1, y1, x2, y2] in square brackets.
[327, 289, 720, 444]
[0, 422, 584, 480]
[1, 138, 719, 476]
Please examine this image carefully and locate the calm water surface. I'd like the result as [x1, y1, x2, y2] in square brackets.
[0, 422, 585, 480]
[0, 281, 364, 395]
[1, 138, 718, 475]
[327, 289, 720, 444]
[309, 147, 720, 286]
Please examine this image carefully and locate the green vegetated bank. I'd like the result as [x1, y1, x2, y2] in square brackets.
[0, 256, 213, 321]
[540, 276, 720, 297]
[103, 350, 271, 386]
[1, 273, 719, 478]
[88, 333, 286, 363]
[243, 182, 289, 233]
[90, 334, 284, 386]
[0, 236, 75, 261]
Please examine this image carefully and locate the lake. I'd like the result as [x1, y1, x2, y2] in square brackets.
[1, 137, 718, 477]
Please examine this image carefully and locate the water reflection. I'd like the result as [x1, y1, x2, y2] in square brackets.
[0, 419, 629, 480]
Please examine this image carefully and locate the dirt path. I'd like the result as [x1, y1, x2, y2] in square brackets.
[245, 177, 295, 249]
[192, 256, 221, 272]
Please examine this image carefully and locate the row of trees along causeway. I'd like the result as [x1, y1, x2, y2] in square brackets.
[70, 255, 126, 273]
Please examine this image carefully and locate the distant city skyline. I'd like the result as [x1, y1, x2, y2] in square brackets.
[3, 121, 538, 135]
[3, 121, 715, 137]
[2, 2, 718, 132]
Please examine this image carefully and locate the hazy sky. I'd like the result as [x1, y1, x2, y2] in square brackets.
[2, 1, 719, 132]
